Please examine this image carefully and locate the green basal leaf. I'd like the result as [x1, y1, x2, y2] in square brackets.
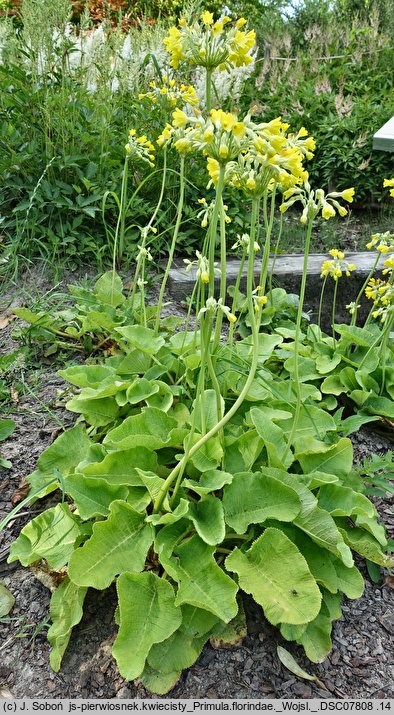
[354, 514, 387, 545]
[147, 630, 207, 675]
[259, 467, 317, 517]
[192, 389, 225, 433]
[362, 394, 394, 419]
[0, 419, 15, 442]
[250, 408, 293, 469]
[145, 381, 174, 412]
[146, 498, 189, 525]
[337, 413, 379, 437]
[210, 600, 247, 648]
[103, 408, 177, 450]
[113, 572, 182, 680]
[94, 271, 126, 307]
[65, 396, 119, 427]
[236, 333, 283, 362]
[8, 503, 82, 569]
[318, 484, 375, 518]
[226, 528, 322, 625]
[160, 535, 238, 623]
[315, 353, 342, 374]
[189, 435, 223, 472]
[223, 471, 300, 534]
[0, 582, 15, 617]
[48, 577, 88, 671]
[82, 447, 158, 485]
[294, 506, 353, 567]
[68, 500, 154, 589]
[223, 430, 264, 473]
[320, 374, 346, 396]
[57, 364, 115, 388]
[65, 473, 128, 520]
[183, 469, 233, 496]
[29, 425, 92, 493]
[335, 324, 375, 347]
[297, 437, 353, 476]
[114, 325, 165, 355]
[139, 665, 181, 695]
[188, 495, 226, 545]
[125, 378, 159, 404]
[338, 524, 394, 567]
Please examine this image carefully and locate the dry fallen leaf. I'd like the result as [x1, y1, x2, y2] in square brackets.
[0, 687, 15, 699]
[385, 575, 394, 590]
[9, 386, 19, 404]
[11, 477, 30, 506]
[277, 645, 327, 690]
[30, 561, 68, 592]
[0, 315, 16, 330]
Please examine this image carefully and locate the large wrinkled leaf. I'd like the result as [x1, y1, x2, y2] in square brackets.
[183, 469, 233, 496]
[297, 437, 353, 476]
[48, 578, 87, 671]
[94, 271, 126, 307]
[65, 474, 128, 520]
[250, 408, 293, 469]
[65, 396, 119, 427]
[160, 535, 238, 623]
[192, 389, 225, 432]
[8, 504, 81, 569]
[223, 471, 300, 534]
[226, 528, 322, 625]
[113, 572, 182, 680]
[223, 431, 264, 473]
[294, 506, 353, 567]
[318, 484, 375, 518]
[294, 533, 363, 598]
[58, 364, 115, 388]
[68, 501, 153, 589]
[114, 325, 165, 354]
[82, 447, 158, 486]
[28, 425, 92, 494]
[103, 408, 177, 450]
[188, 495, 226, 545]
[139, 665, 181, 695]
[338, 524, 394, 568]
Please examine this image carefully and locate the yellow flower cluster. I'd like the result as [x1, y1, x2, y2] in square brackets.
[281, 180, 354, 224]
[159, 107, 316, 196]
[365, 277, 394, 323]
[163, 13, 255, 71]
[125, 129, 155, 167]
[320, 249, 356, 281]
[138, 75, 198, 110]
[365, 231, 394, 253]
[384, 177, 394, 198]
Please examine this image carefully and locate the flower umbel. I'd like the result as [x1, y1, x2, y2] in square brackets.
[320, 249, 357, 281]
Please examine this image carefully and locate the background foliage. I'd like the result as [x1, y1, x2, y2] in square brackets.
[0, 0, 393, 274]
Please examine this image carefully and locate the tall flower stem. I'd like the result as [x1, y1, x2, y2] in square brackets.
[112, 155, 129, 272]
[153, 217, 261, 515]
[317, 276, 327, 330]
[154, 155, 185, 334]
[208, 165, 226, 301]
[228, 248, 246, 349]
[331, 279, 339, 348]
[268, 212, 283, 301]
[213, 193, 228, 350]
[283, 217, 313, 460]
[259, 189, 275, 294]
[350, 253, 380, 327]
[205, 68, 212, 112]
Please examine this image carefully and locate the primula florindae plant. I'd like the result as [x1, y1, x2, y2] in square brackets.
[6, 11, 394, 695]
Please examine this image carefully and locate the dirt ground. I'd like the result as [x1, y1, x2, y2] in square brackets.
[0, 269, 393, 700]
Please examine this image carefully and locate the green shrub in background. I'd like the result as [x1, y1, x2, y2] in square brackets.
[245, 0, 394, 205]
[0, 0, 393, 275]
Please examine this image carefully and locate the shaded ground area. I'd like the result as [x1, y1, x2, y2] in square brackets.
[0, 270, 393, 700]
